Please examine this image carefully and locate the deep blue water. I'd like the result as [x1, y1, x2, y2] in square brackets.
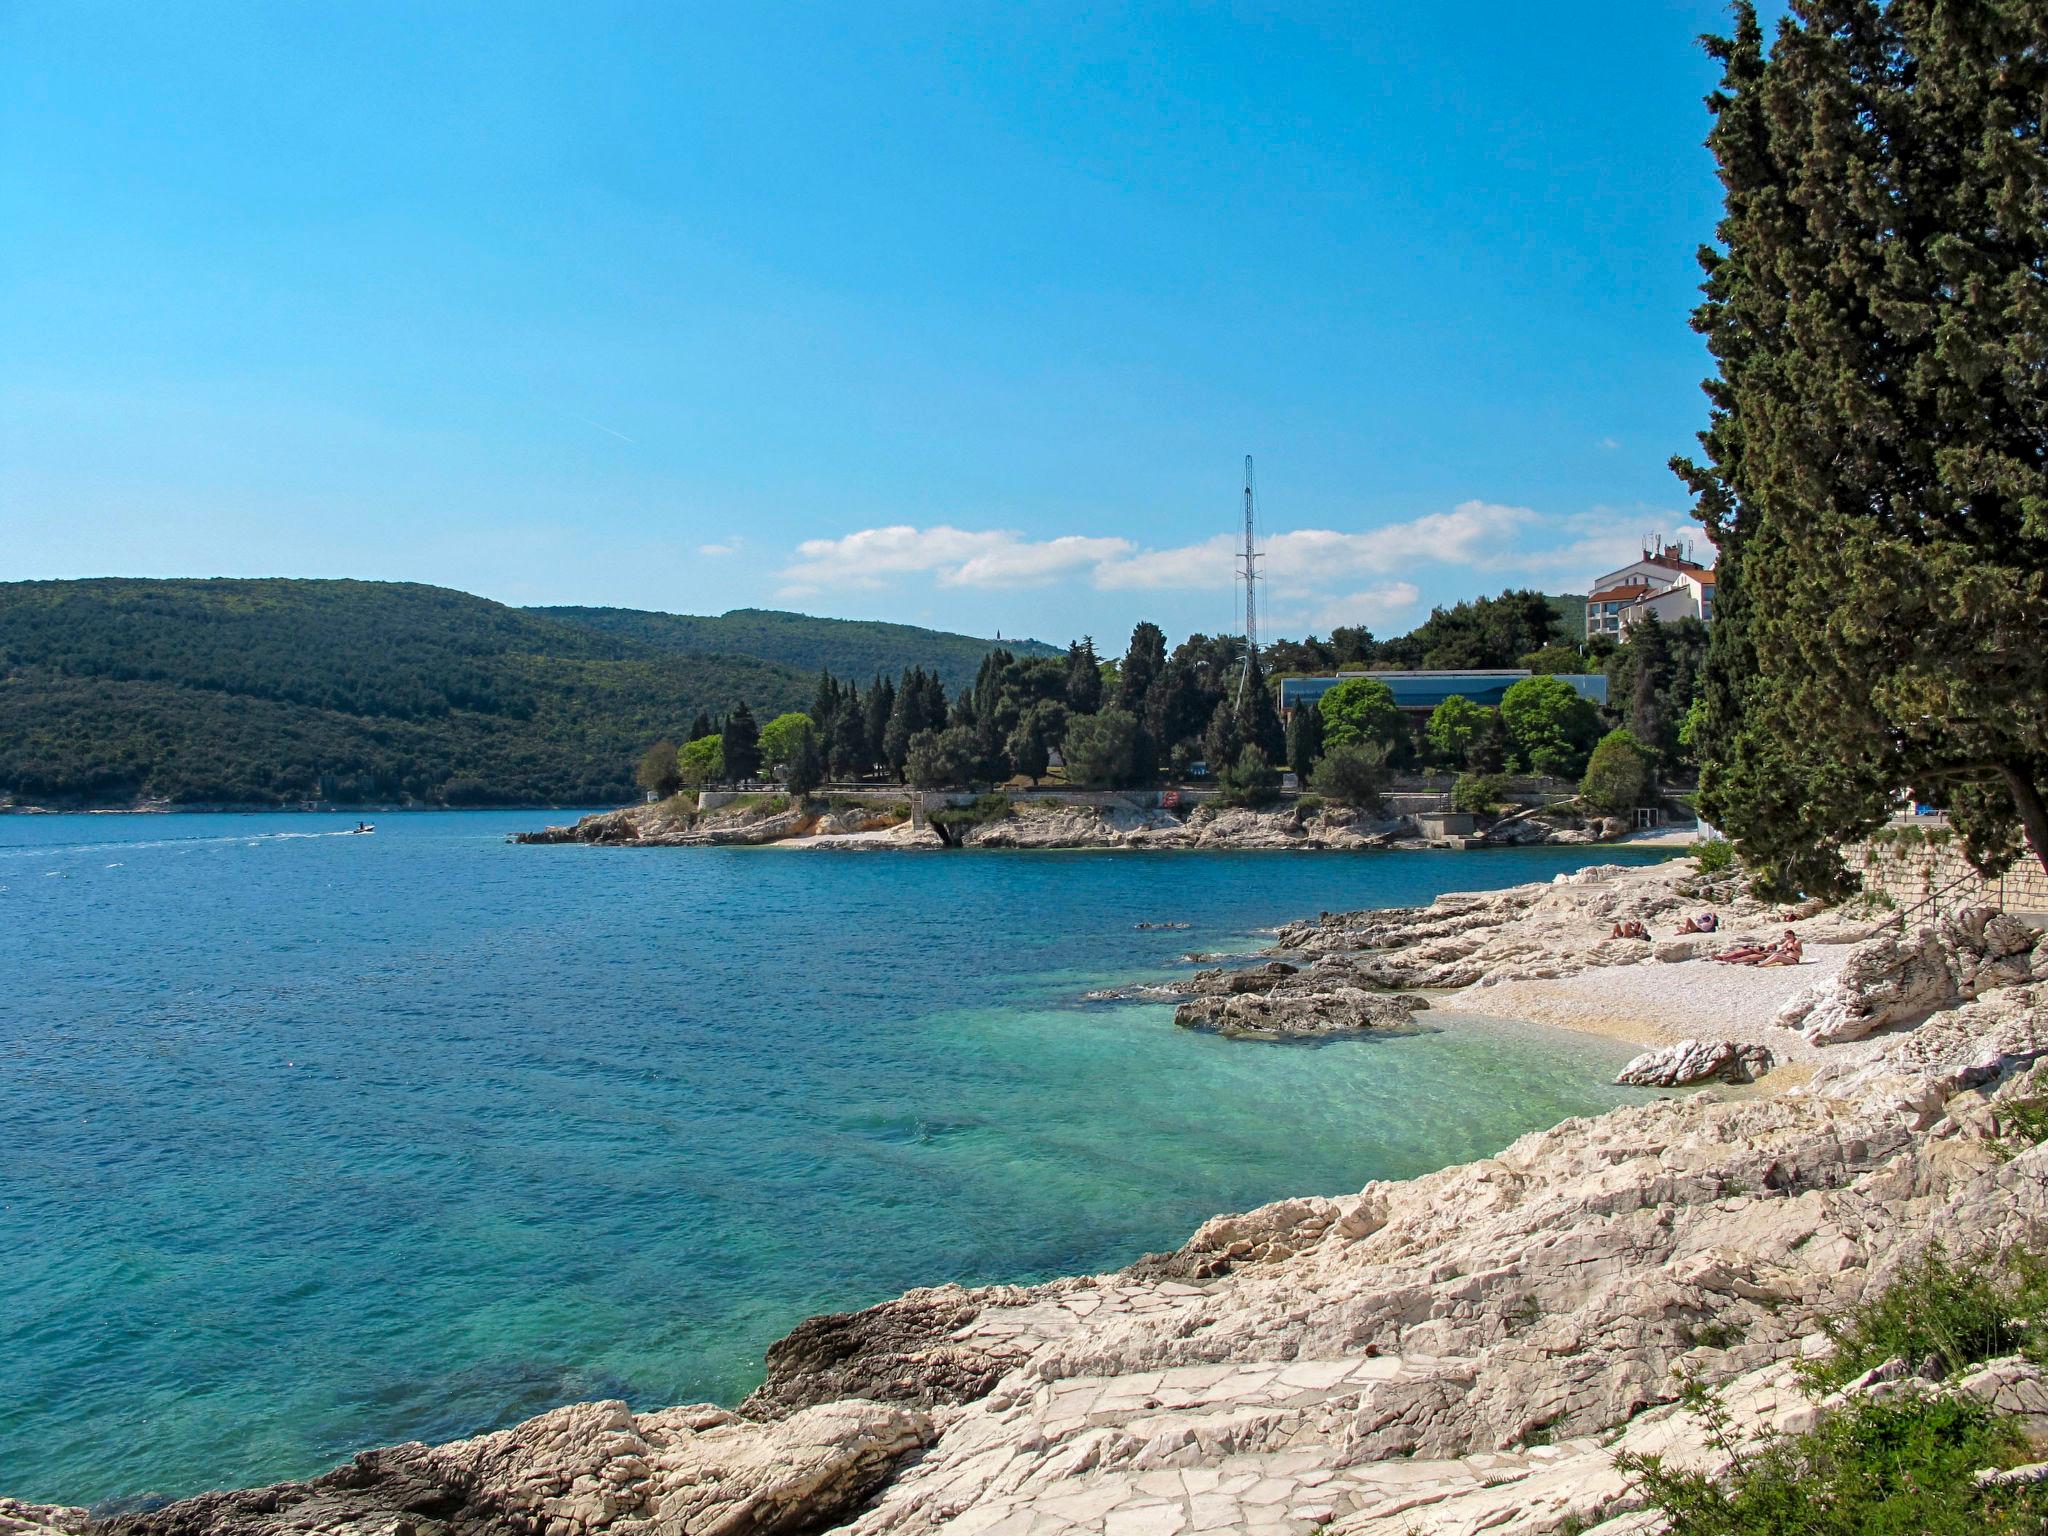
[0, 812, 1664, 1507]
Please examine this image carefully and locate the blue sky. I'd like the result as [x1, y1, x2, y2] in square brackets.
[1, 3, 1756, 648]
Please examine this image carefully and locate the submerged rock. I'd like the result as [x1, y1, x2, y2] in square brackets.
[1616, 1038, 1775, 1087]
[1172, 958, 1428, 1040]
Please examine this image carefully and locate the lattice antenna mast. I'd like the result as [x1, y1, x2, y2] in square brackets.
[1236, 454, 1261, 708]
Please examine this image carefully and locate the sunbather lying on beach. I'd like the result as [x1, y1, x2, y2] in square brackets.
[1713, 930, 1802, 966]
[1609, 920, 1650, 940]
[1756, 932, 1803, 967]
[1675, 912, 1720, 934]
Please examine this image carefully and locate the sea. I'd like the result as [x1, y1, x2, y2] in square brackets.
[0, 811, 1666, 1507]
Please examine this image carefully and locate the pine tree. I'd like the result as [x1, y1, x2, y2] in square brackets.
[1680, 1, 2048, 888]
[1066, 638, 1104, 714]
[810, 669, 841, 749]
[721, 700, 761, 784]
[883, 668, 920, 780]
[686, 712, 715, 743]
[1202, 699, 1242, 777]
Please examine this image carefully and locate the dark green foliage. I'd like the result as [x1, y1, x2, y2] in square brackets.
[536, 606, 1055, 694]
[1116, 623, 1167, 715]
[1286, 702, 1325, 780]
[1679, 3, 2048, 892]
[1061, 708, 1143, 788]
[1215, 746, 1280, 808]
[783, 723, 825, 798]
[1500, 676, 1601, 779]
[1605, 616, 1707, 766]
[1005, 700, 1067, 783]
[634, 740, 681, 799]
[720, 701, 762, 784]
[1804, 1246, 2048, 1392]
[1318, 677, 1402, 753]
[1375, 589, 1566, 670]
[904, 726, 980, 789]
[0, 579, 819, 806]
[1201, 700, 1242, 778]
[1065, 638, 1103, 714]
[1581, 729, 1657, 814]
[1236, 656, 1286, 766]
[1310, 741, 1388, 811]
[687, 712, 715, 742]
[1451, 773, 1509, 815]
[1520, 645, 1586, 676]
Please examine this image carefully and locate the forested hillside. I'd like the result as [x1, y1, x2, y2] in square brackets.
[536, 606, 1059, 693]
[0, 580, 840, 806]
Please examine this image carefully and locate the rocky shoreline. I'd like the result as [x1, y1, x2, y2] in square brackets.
[515, 793, 1629, 854]
[13, 858, 2048, 1535]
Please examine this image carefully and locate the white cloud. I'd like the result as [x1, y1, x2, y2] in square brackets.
[769, 503, 1704, 614]
[1269, 582, 1423, 635]
[699, 541, 739, 557]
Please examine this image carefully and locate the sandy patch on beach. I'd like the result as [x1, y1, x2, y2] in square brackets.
[1462, 944, 1861, 1065]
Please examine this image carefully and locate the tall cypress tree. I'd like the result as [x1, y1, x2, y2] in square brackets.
[1066, 638, 1104, 714]
[686, 711, 715, 743]
[1681, 0, 2048, 889]
[1236, 654, 1287, 767]
[721, 700, 761, 784]
[864, 675, 894, 767]
[1286, 699, 1325, 779]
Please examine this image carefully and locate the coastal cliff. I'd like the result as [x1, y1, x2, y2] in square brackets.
[16, 859, 2047, 1536]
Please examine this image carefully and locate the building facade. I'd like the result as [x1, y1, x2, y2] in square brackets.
[1586, 540, 1716, 637]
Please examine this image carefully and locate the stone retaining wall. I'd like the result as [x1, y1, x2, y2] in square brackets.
[1852, 827, 2048, 919]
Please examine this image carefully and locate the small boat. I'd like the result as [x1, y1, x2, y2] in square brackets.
[348, 822, 376, 835]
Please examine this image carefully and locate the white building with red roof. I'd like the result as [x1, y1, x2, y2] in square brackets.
[1586, 538, 1716, 637]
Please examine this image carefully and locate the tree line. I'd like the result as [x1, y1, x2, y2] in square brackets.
[636, 599, 1707, 818]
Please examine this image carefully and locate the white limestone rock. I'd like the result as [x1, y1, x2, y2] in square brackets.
[1615, 1039, 1774, 1087]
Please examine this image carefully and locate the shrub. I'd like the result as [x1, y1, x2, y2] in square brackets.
[1216, 745, 1281, 807]
[1694, 837, 1736, 875]
[1310, 740, 1388, 810]
[1621, 1391, 2045, 1535]
[1451, 772, 1508, 816]
[1804, 1245, 2048, 1390]
[1580, 728, 1656, 813]
[1293, 793, 1325, 815]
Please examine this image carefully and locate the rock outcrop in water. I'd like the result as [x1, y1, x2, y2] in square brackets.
[19, 863, 2048, 1536]
[1172, 960, 1429, 1040]
[517, 795, 1616, 853]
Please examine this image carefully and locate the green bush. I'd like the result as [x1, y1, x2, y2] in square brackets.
[1216, 746, 1281, 807]
[1500, 675, 1601, 779]
[1805, 1245, 2048, 1390]
[1694, 837, 1736, 875]
[1425, 695, 1494, 766]
[1309, 740, 1388, 810]
[1451, 772, 1509, 815]
[1621, 1390, 2044, 1535]
[1293, 793, 1325, 815]
[1621, 1247, 2048, 1535]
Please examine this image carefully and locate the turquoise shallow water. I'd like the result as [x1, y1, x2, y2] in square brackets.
[0, 813, 1664, 1507]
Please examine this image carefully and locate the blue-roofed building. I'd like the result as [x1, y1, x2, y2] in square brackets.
[1277, 669, 1608, 717]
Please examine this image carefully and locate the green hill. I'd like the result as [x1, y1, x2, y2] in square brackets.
[0, 580, 1030, 808]
[535, 606, 1060, 693]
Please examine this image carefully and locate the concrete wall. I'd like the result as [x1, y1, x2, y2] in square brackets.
[1851, 828, 2048, 920]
